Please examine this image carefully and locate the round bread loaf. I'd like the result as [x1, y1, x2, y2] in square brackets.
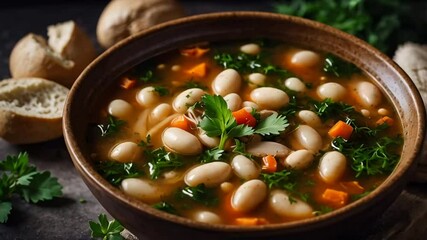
[0, 78, 69, 144]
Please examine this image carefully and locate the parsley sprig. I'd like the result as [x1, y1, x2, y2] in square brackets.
[89, 214, 124, 240]
[97, 115, 126, 137]
[0, 152, 63, 223]
[96, 161, 144, 186]
[199, 95, 288, 150]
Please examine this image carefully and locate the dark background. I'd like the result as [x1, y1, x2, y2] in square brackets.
[0, 1, 426, 239]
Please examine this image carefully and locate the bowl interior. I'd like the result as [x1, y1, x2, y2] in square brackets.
[63, 11, 425, 236]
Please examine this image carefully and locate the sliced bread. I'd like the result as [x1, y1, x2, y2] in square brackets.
[0, 77, 69, 144]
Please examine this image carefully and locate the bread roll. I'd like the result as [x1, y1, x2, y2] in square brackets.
[9, 21, 97, 88]
[0, 78, 69, 144]
[96, 0, 185, 48]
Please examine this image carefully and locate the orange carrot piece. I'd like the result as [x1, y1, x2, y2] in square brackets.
[340, 181, 365, 195]
[376, 116, 394, 126]
[180, 47, 210, 57]
[232, 108, 257, 127]
[186, 62, 207, 78]
[321, 188, 349, 208]
[170, 115, 191, 131]
[328, 120, 354, 140]
[235, 217, 269, 226]
[120, 77, 137, 90]
[262, 155, 277, 173]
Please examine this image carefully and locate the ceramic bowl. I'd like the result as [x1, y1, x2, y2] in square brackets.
[63, 12, 425, 240]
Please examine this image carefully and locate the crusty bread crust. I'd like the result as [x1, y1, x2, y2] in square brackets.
[96, 0, 185, 48]
[0, 78, 69, 144]
[9, 21, 97, 88]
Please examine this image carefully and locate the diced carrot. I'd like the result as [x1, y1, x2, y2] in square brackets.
[170, 115, 191, 131]
[232, 108, 257, 127]
[186, 62, 207, 78]
[376, 116, 394, 126]
[221, 192, 243, 219]
[328, 120, 353, 140]
[262, 155, 277, 173]
[235, 217, 269, 226]
[120, 77, 137, 90]
[340, 181, 365, 195]
[180, 47, 210, 57]
[321, 188, 349, 208]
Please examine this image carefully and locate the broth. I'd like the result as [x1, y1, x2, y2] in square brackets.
[87, 40, 403, 225]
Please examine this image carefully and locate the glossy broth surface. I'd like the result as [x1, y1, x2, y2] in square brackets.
[88, 40, 403, 225]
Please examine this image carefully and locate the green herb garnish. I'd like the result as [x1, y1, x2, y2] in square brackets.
[323, 54, 359, 77]
[96, 161, 144, 186]
[0, 152, 63, 223]
[145, 147, 183, 179]
[89, 214, 124, 240]
[199, 95, 288, 150]
[312, 98, 356, 121]
[183, 80, 208, 90]
[200, 148, 225, 163]
[97, 115, 126, 137]
[178, 184, 219, 207]
[153, 86, 170, 96]
[139, 70, 155, 83]
[153, 201, 178, 215]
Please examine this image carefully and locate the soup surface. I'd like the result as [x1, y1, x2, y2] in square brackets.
[88, 40, 403, 225]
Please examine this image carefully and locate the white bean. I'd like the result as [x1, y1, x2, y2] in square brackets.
[231, 155, 260, 180]
[246, 141, 291, 157]
[232, 179, 267, 213]
[132, 109, 149, 137]
[242, 101, 259, 110]
[108, 99, 133, 120]
[378, 108, 390, 116]
[269, 190, 313, 219]
[150, 103, 172, 123]
[212, 69, 242, 96]
[355, 81, 382, 107]
[317, 82, 346, 101]
[319, 151, 347, 184]
[109, 142, 141, 162]
[250, 87, 289, 110]
[361, 109, 371, 117]
[220, 182, 234, 193]
[240, 43, 261, 55]
[136, 86, 160, 108]
[162, 127, 202, 155]
[224, 93, 242, 111]
[291, 50, 321, 67]
[192, 210, 222, 224]
[290, 125, 323, 153]
[297, 110, 322, 128]
[285, 77, 306, 92]
[185, 162, 232, 187]
[121, 178, 166, 203]
[197, 131, 220, 148]
[284, 150, 314, 170]
[248, 73, 266, 87]
[172, 88, 206, 113]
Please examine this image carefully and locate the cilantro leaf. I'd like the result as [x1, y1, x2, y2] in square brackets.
[0, 152, 63, 223]
[0, 201, 12, 223]
[177, 184, 219, 207]
[18, 171, 62, 203]
[145, 147, 183, 179]
[199, 94, 255, 149]
[97, 161, 144, 186]
[254, 113, 289, 136]
[97, 115, 126, 137]
[89, 214, 124, 240]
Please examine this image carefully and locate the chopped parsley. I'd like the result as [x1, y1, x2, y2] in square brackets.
[177, 184, 219, 207]
[145, 147, 183, 179]
[323, 54, 359, 77]
[89, 214, 124, 240]
[97, 115, 126, 137]
[96, 161, 144, 186]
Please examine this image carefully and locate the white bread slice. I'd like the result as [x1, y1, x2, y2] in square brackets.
[9, 21, 97, 88]
[0, 78, 69, 144]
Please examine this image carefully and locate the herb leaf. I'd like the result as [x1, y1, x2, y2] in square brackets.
[139, 70, 155, 83]
[97, 115, 126, 137]
[153, 201, 178, 215]
[323, 54, 358, 77]
[89, 214, 124, 240]
[177, 184, 219, 206]
[145, 148, 183, 179]
[153, 86, 170, 96]
[200, 148, 225, 163]
[97, 161, 144, 186]
[312, 98, 356, 121]
[0, 152, 63, 223]
[254, 113, 289, 136]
